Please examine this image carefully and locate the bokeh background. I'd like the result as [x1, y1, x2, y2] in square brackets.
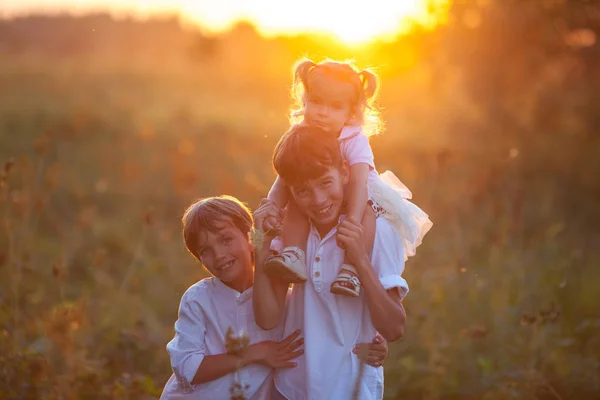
[1, 1, 599, 399]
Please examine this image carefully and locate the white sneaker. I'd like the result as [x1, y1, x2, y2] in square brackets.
[264, 246, 308, 283]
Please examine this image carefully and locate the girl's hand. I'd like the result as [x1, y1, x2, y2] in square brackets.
[336, 216, 369, 269]
[254, 198, 283, 235]
[265, 216, 280, 232]
[246, 329, 304, 369]
[352, 333, 388, 367]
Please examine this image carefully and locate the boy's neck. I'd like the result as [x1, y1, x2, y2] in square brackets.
[312, 211, 345, 238]
[223, 272, 253, 293]
[315, 223, 336, 238]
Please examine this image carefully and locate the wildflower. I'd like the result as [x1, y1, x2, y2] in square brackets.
[249, 227, 282, 249]
[225, 327, 250, 357]
[462, 324, 489, 339]
[229, 381, 250, 400]
[520, 313, 537, 326]
[224, 327, 251, 400]
[1, 158, 15, 189]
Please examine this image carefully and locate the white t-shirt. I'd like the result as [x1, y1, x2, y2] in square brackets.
[274, 217, 409, 400]
[338, 125, 380, 191]
[160, 278, 282, 400]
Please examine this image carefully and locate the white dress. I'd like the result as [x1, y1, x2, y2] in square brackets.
[339, 125, 433, 260]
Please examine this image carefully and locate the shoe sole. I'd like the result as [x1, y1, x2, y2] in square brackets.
[264, 259, 307, 284]
[330, 283, 360, 297]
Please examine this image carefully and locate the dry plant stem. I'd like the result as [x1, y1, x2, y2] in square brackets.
[97, 223, 148, 327]
[530, 369, 564, 400]
[543, 380, 564, 400]
[3, 179, 18, 346]
[541, 378, 564, 400]
[227, 327, 250, 400]
[118, 224, 149, 294]
[13, 156, 47, 345]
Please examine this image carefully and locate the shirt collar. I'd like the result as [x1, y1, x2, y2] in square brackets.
[213, 278, 253, 302]
[338, 125, 362, 141]
[309, 214, 347, 242]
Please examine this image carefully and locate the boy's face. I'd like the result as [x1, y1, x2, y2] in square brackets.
[196, 220, 253, 291]
[287, 163, 349, 236]
[304, 72, 353, 135]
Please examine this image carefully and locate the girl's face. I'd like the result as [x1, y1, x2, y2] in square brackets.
[196, 219, 253, 292]
[304, 72, 354, 135]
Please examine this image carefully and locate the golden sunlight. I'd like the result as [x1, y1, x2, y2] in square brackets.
[177, 0, 441, 44]
[3, 0, 445, 44]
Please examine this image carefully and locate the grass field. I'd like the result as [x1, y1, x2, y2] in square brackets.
[1, 9, 599, 399]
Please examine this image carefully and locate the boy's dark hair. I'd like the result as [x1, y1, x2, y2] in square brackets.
[273, 124, 343, 186]
[182, 195, 253, 261]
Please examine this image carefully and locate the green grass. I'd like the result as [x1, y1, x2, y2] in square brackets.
[0, 54, 598, 400]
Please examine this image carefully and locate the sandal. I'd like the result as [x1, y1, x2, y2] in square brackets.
[330, 264, 361, 297]
[264, 246, 308, 284]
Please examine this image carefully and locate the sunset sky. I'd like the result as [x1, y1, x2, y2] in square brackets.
[1, 0, 445, 43]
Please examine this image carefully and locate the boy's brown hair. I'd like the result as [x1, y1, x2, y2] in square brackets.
[182, 195, 253, 261]
[273, 124, 343, 186]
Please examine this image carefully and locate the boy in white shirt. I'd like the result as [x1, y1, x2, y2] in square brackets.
[253, 124, 409, 400]
[160, 195, 389, 400]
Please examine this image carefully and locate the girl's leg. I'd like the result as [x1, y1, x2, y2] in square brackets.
[264, 200, 309, 283]
[282, 200, 309, 252]
[330, 206, 377, 297]
[361, 205, 377, 256]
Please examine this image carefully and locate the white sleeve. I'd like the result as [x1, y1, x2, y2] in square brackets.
[371, 218, 410, 299]
[341, 133, 375, 168]
[166, 290, 207, 391]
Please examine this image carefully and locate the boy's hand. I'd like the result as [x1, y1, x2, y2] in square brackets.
[353, 333, 388, 367]
[254, 198, 283, 236]
[336, 216, 369, 269]
[246, 329, 304, 369]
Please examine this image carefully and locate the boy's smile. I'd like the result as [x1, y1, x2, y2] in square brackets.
[196, 220, 253, 292]
[289, 164, 349, 237]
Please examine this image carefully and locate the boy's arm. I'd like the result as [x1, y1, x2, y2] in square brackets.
[192, 353, 255, 385]
[167, 293, 210, 387]
[168, 294, 259, 386]
[170, 286, 301, 387]
[346, 163, 370, 222]
[337, 217, 407, 342]
[355, 269, 406, 341]
[193, 329, 304, 384]
[252, 198, 290, 330]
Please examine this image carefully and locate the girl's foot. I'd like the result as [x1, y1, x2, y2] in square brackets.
[264, 247, 308, 284]
[330, 264, 361, 297]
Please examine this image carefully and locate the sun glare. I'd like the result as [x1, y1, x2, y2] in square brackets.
[177, 0, 440, 45]
[322, 1, 430, 44]
[3, 0, 443, 45]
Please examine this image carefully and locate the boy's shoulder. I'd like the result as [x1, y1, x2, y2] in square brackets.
[373, 217, 403, 253]
[180, 276, 217, 303]
[374, 216, 396, 235]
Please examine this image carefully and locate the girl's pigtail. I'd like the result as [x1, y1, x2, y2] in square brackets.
[290, 58, 317, 123]
[293, 58, 317, 90]
[359, 70, 379, 105]
[358, 69, 383, 136]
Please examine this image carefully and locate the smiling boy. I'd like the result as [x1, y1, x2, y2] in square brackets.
[252, 124, 409, 400]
